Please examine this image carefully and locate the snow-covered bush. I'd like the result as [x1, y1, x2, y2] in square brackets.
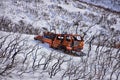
[0, 17, 41, 35]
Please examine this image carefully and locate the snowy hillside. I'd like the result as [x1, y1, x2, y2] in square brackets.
[0, 0, 120, 80]
[0, 0, 120, 47]
[79, 0, 120, 12]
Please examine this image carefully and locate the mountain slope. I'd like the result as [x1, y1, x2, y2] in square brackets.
[0, 0, 120, 80]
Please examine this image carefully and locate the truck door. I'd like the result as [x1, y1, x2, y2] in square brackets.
[52, 35, 63, 48]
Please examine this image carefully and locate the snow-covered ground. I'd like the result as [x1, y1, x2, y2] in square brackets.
[0, 31, 119, 80]
[79, 0, 120, 12]
[0, 0, 120, 31]
[0, 0, 120, 80]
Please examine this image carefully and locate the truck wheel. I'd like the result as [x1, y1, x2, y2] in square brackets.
[63, 47, 66, 53]
[34, 37, 37, 40]
[69, 50, 72, 54]
[41, 40, 44, 43]
[49, 44, 53, 48]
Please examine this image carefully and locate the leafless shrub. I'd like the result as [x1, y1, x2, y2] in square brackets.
[47, 54, 70, 78]
[0, 34, 25, 75]
[0, 17, 41, 35]
[0, 33, 44, 77]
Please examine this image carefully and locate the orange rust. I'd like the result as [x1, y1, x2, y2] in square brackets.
[34, 32, 84, 52]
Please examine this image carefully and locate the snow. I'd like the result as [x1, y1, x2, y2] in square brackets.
[58, 4, 81, 12]
[0, 31, 82, 76]
[0, 30, 119, 80]
[79, 0, 120, 12]
[0, 0, 120, 80]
